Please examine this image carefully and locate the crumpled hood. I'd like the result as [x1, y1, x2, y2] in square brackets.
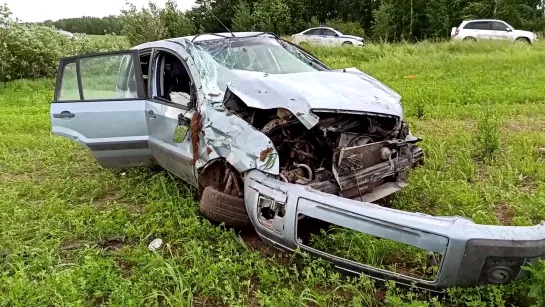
[226, 68, 403, 129]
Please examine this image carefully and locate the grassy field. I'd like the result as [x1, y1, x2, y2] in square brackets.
[1, 40, 545, 306]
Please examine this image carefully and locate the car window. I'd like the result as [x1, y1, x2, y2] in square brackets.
[492, 21, 509, 31]
[79, 54, 138, 100]
[464, 21, 491, 30]
[303, 29, 320, 35]
[320, 29, 337, 36]
[58, 61, 79, 101]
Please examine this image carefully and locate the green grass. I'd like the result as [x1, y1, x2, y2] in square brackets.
[1, 40, 545, 306]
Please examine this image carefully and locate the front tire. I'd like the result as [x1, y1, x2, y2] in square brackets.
[342, 41, 353, 46]
[516, 37, 531, 44]
[200, 186, 252, 229]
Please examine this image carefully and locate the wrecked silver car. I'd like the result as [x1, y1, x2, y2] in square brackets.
[50, 32, 545, 291]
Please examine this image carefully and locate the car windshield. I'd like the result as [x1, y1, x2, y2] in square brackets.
[194, 36, 327, 74]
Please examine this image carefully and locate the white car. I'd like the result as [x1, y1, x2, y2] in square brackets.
[451, 19, 537, 44]
[292, 26, 364, 47]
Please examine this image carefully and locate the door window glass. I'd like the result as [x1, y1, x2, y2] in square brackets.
[492, 21, 509, 31]
[58, 62, 79, 101]
[303, 29, 320, 35]
[80, 53, 138, 100]
[320, 29, 337, 36]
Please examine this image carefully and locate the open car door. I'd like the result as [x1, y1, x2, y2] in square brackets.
[51, 50, 154, 168]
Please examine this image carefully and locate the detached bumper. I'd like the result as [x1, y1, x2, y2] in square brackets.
[244, 170, 545, 290]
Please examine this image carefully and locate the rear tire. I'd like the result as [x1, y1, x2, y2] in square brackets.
[200, 186, 252, 229]
[463, 36, 477, 42]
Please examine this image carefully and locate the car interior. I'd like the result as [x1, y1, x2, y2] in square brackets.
[154, 52, 192, 107]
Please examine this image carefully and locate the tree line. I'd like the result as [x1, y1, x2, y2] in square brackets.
[45, 0, 545, 42]
[41, 16, 123, 35]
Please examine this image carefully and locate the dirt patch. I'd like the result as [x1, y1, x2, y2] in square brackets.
[114, 258, 134, 278]
[494, 203, 515, 225]
[520, 176, 537, 194]
[259, 147, 273, 161]
[191, 112, 202, 163]
[239, 230, 290, 264]
[503, 119, 545, 133]
[92, 193, 143, 213]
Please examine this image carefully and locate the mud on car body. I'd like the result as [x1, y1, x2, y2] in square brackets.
[50, 32, 545, 291]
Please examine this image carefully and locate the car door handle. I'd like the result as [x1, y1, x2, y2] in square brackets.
[147, 110, 156, 119]
[53, 111, 75, 119]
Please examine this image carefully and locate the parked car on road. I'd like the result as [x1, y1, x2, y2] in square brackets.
[51, 32, 544, 291]
[451, 19, 537, 43]
[291, 26, 364, 46]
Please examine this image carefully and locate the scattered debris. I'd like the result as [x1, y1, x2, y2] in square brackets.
[190, 112, 202, 163]
[403, 75, 416, 79]
[539, 147, 545, 155]
[148, 238, 163, 251]
[120, 172, 126, 176]
[259, 147, 274, 161]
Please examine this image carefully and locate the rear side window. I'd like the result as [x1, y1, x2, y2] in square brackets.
[464, 21, 491, 30]
[80, 54, 137, 100]
[58, 61, 79, 101]
[54, 50, 145, 102]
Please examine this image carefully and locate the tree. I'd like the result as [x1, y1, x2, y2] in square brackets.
[373, 0, 396, 41]
[232, 2, 254, 31]
[252, 0, 292, 35]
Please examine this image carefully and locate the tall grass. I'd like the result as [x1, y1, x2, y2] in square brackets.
[0, 40, 544, 306]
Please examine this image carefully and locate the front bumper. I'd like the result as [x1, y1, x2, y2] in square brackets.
[244, 170, 545, 291]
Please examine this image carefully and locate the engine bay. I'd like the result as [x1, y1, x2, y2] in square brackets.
[224, 94, 423, 201]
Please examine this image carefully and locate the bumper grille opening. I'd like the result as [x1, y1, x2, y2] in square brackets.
[296, 214, 443, 282]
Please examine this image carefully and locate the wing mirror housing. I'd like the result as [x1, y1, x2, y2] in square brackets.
[334, 33, 339, 37]
[506, 28, 512, 32]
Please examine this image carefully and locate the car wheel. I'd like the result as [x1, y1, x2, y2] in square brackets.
[200, 186, 252, 228]
[342, 41, 353, 46]
[299, 41, 310, 48]
[516, 37, 530, 44]
[463, 37, 477, 42]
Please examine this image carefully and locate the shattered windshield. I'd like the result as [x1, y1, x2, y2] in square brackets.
[194, 36, 327, 74]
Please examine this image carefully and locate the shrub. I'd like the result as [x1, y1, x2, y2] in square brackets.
[0, 4, 128, 82]
[120, 0, 195, 46]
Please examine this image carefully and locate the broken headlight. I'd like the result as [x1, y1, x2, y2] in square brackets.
[258, 195, 285, 233]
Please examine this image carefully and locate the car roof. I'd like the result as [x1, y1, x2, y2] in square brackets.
[132, 32, 276, 50]
[304, 26, 336, 32]
[463, 19, 503, 23]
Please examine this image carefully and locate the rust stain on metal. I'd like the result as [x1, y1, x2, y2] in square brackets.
[190, 112, 202, 163]
[259, 147, 274, 161]
[206, 147, 213, 155]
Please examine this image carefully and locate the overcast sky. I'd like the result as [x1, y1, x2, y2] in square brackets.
[5, 0, 197, 22]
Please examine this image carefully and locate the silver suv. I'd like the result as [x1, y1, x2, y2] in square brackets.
[451, 19, 537, 43]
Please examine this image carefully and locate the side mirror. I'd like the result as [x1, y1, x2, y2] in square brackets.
[506, 28, 512, 32]
[173, 114, 190, 143]
[334, 33, 339, 37]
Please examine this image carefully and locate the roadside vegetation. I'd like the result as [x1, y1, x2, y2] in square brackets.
[1, 33, 545, 305]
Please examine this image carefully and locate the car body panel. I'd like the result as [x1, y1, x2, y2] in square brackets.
[226, 70, 403, 130]
[244, 170, 545, 291]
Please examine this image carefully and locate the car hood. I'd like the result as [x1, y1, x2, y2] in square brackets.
[225, 68, 402, 129]
[340, 34, 364, 41]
